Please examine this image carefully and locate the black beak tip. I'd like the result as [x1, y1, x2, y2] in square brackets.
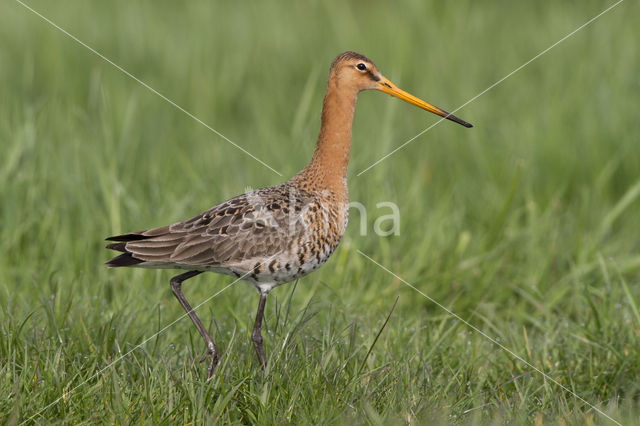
[451, 116, 473, 128]
[440, 108, 473, 128]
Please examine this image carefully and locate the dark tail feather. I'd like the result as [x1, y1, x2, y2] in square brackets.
[105, 252, 144, 267]
[106, 233, 148, 242]
[106, 242, 127, 252]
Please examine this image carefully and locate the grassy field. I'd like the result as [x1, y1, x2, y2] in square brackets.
[1, 0, 639, 424]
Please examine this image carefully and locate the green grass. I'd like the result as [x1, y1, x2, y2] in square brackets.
[1, 0, 639, 424]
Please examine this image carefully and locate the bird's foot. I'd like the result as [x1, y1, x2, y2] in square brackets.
[198, 346, 219, 379]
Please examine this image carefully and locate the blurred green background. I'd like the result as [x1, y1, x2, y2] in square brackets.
[1, 0, 638, 424]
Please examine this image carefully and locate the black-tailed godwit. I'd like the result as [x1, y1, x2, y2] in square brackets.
[106, 51, 472, 377]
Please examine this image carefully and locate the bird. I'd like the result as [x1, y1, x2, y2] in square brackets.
[105, 51, 472, 378]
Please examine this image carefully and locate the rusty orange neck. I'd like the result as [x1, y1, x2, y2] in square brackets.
[292, 81, 358, 199]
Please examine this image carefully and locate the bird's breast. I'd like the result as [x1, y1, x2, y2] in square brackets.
[233, 192, 348, 288]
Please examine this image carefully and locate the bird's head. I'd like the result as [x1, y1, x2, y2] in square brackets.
[329, 51, 472, 128]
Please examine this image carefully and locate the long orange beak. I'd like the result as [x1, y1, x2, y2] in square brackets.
[377, 76, 472, 128]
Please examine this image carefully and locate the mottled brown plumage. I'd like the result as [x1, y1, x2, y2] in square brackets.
[106, 183, 343, 287]
[106, 51, 471, 377]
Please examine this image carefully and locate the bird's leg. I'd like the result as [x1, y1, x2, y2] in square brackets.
[251, 290, 269, 369]
[170, 271, 219, 378]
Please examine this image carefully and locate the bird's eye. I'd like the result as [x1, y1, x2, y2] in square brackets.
[356, 63, 367, 71]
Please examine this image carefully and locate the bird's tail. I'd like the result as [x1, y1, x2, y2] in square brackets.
[104, 233, 146, 267]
